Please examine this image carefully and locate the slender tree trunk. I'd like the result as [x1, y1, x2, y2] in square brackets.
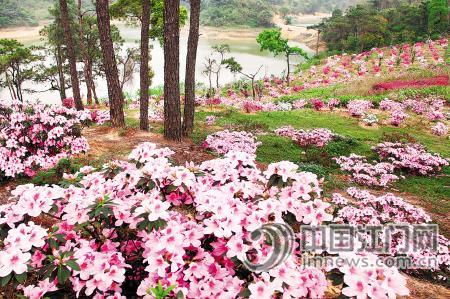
[87, 57, 99, 104]
[96, 0, 125, 127]
[251, 77, 256, 100]
[316, 30, 320, 55]
[56, 45, 67, 101]
[182, 0, 200, 136]
[5, 72, 17, 100]
[60, 0, 83, 110]
[78, 0, 93, 106]
[139, 0, 151, 131]
[286, 53, 290, 86]
[163, 0, 181, 141]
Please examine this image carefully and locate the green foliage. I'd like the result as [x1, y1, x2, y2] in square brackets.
[200, 0, 274, 27]
[32, 158, 82, 186]
[150, 281, 179, 299]
[321, 1, 448, 53]
[110, 0, 188, 44]
[257, 28, 308, 59]
[427, 0, 449, 38]
[0, 38, 38, 101]
[0, 0, 41, 28]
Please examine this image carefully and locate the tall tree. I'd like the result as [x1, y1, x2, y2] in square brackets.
[257, 28, 308, 85]
[77, 0, 95, 106]
[95, 0, 125, 127]
[164, 0, 182, 140]
[140, 0, 151, 131]
[0, 39, 38, 102]
[182, 0, 201, 136]
[60, 0, 83, 110]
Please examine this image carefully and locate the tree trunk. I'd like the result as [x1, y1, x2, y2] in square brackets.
[87, 57, 99, 104]
[60, 0, 83, 110]
[182, 0, 200, 136]
[163, 0, 181, 141]
[96, 0, 125, 127]
[316, 30, 320, 55]
[78, 0, 93, 106]
[251, 77, 256, 100]
[286, 53, 290, 86]
[56, 45, 67, 101]
[139, 0, 151, 131]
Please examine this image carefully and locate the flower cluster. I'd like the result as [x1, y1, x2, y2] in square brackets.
[334, 154, 399, 187]
[373, 142, 449, 175]
[347, 100, 373, 117]
[0, 102, 101, 179]
[431, 122, 448, 136]
[203, 130, 261, 155]
[275, 126, 336, 147]
[205, 115, 218, 126]
[0, 142, 343, 298]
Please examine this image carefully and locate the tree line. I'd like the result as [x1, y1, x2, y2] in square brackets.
[316, 0, 449, 53]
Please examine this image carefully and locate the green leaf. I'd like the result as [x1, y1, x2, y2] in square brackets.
[57, 266, 71, 284]
[1, 273, 12, 287]
[65, 259, 81, 271]
[14, 272, 27, 283]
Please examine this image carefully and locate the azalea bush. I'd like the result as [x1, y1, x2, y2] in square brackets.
[203, 130, 261, 155]
[334, 154, 399, 187]
[431, 122, 448, 136]
[373, 142, 449, 175]
[0, 142, 429, 298]
[347, 100, 373, 117]
[0, 102, 105, 179]
[275, 126, 336, 148]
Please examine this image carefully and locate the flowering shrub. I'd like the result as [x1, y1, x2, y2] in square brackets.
[62, 98, 75, 109]
[373, 142, 449, 175]
[362, 113, 379, 126]
[310, 99, 325, 111]
[203, 130, 261, 155]
[3, 142, 447, 297]
[389, 109, 408, 126]
[275, 126, 336, 147]
[333, 188, 449, 276]
[431, 122, 448, 136]
[334, 154, 399, 187]
[205, 115, 217, 126]
[347, 100, 373, 117]
[242, 100, 263, 113]
[0, 102, 98, 179]
[327, 98, 340, 110]
[0, 142, 342, 298]
[292, 99, 308, 109]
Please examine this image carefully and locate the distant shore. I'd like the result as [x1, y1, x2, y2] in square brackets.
[0, 13, 327, 50]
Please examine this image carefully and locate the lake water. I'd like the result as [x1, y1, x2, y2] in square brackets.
[1, 23, 314, 105]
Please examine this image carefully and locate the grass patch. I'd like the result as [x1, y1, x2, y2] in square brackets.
[395, 167, 450, 214]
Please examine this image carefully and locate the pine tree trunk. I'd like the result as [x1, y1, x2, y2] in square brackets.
[139, 0, 151, 131]
[56, 45, 67, 101]
[286, 53, 290, 86]
[163, 0, 181, 141]
[60, 0, 83, 110]
[182, 0, 200, 136]
[78, 0, 93, 106]
[96, 0, 125, 127]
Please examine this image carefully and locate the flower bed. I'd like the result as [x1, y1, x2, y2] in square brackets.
[0, 142, 434, 298]
[373, 75, 449, 91]
[373, 142, 449, 175]
[203, 130, 261, 155]
[0, 102, 101, 179]
[275, 126, 336, 147]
